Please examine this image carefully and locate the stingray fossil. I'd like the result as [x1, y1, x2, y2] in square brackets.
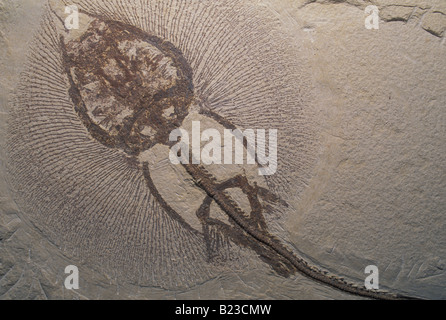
[60, 17, 294, 272]
[6, 1, 416, 299]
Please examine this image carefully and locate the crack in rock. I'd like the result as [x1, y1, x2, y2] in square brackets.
[299, 0, 446, 38]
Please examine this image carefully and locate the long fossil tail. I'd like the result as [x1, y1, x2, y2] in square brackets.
[181, 162, 419, 300]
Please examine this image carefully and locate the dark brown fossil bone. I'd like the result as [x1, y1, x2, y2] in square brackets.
[59, 16, 416, 300]
[62, 18, 194, 156]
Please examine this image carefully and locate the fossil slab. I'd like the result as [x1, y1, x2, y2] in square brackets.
[0, 0, 445, 299]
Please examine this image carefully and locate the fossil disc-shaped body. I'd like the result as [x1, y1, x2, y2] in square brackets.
[6, 0, 316, 289]
[64, 18, 194, 155]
